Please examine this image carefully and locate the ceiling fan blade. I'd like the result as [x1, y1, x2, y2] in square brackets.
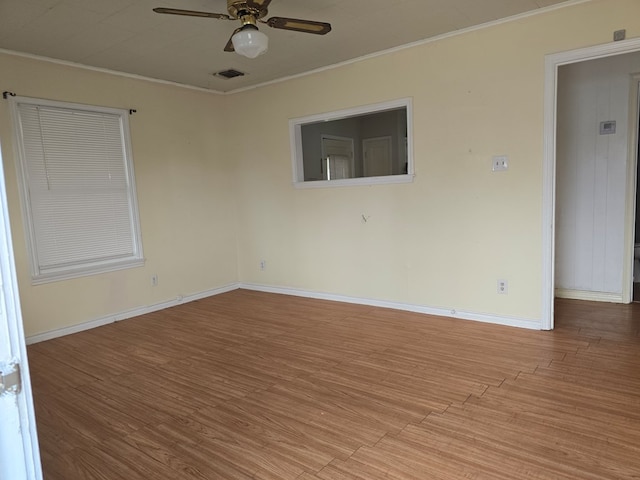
[224, 28, 242, 52]
[246, 0, 273, 10]
[153, 8, 231, 20]
[265, 17, 332, 35]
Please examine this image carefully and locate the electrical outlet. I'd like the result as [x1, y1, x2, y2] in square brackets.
[497, 279, 508, 295]
[260, 260, 266, 271]
[613, 29, 626, 41]
[492, 155, 508, 172]
[151, 274, 158, 286]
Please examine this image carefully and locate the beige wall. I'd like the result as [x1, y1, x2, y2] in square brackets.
[1, 0, 639, 337]
[0, 53, 239, 337]
[232, 0, 640, 323]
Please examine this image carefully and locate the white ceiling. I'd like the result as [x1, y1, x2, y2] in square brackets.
[0, 0, 573, 93]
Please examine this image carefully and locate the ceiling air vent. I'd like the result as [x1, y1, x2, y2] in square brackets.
[214, 69, 246, 79]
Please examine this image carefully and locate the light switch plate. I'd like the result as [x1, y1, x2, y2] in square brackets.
[492, 155, 508, 172]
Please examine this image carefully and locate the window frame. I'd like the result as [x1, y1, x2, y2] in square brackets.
[9, 96, 144, 284]
[290, 98, 414, 188]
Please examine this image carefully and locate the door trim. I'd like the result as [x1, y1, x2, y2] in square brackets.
[542, 37, 640, 330]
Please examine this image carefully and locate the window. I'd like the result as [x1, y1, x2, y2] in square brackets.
[290, 98, 414, 188]
[9, 96, 144, 284]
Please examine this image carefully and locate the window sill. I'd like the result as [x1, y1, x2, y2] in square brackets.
[31, 258, 145, 285]
[293, 173, 415, 189]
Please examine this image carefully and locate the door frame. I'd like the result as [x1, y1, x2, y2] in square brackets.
[542, 37, 640, 330]
[0, 143, 42, 479]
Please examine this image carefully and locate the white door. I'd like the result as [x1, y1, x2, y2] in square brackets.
[363, 136, 393, 177]
[0, 145, 42, 480]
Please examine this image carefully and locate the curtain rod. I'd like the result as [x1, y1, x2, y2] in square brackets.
[2, 91, 137, 114]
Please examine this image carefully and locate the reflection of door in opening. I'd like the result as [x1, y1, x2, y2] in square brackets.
[363, 136, 392, 177]
[327, 155, 350, 180]
[321, 135, 354, 180]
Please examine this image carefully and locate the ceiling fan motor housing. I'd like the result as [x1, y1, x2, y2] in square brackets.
[227, 0, 268, 20]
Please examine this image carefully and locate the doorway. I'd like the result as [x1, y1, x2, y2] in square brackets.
[555, 55, 640, 305]
[543, 38, 640, 330]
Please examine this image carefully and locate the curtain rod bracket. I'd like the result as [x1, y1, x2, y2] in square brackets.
[129, 109, 137, 115]
[3, 91, 16, 99]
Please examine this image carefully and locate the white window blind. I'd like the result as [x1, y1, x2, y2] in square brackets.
[11, 97, 144, 283]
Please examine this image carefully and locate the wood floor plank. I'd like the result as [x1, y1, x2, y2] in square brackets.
[33, 388, 145, 449]
[26, 349, 98, 394]
[419, 401, 640, 479]
[120, 422, 254, 479]
[227, 390, 380, 460]
[27, 292, 640, 479]
[154, 413, 308, 480]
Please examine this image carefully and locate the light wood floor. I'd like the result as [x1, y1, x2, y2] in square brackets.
[27, 290, 640, 479]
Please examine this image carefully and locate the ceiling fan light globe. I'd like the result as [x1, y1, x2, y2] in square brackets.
[232, 29, 269, 58]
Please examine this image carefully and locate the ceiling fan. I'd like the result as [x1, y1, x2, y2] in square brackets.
[153, 0, 332, 58]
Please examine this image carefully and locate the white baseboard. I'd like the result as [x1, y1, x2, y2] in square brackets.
[554, 288, 623, 303]
[26, 281, 545, 344]
[25, 282, 240, 344]
[240, 283, 542, 330]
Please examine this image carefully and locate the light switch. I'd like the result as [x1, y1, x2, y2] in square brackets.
[492, 155, 508, 172]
